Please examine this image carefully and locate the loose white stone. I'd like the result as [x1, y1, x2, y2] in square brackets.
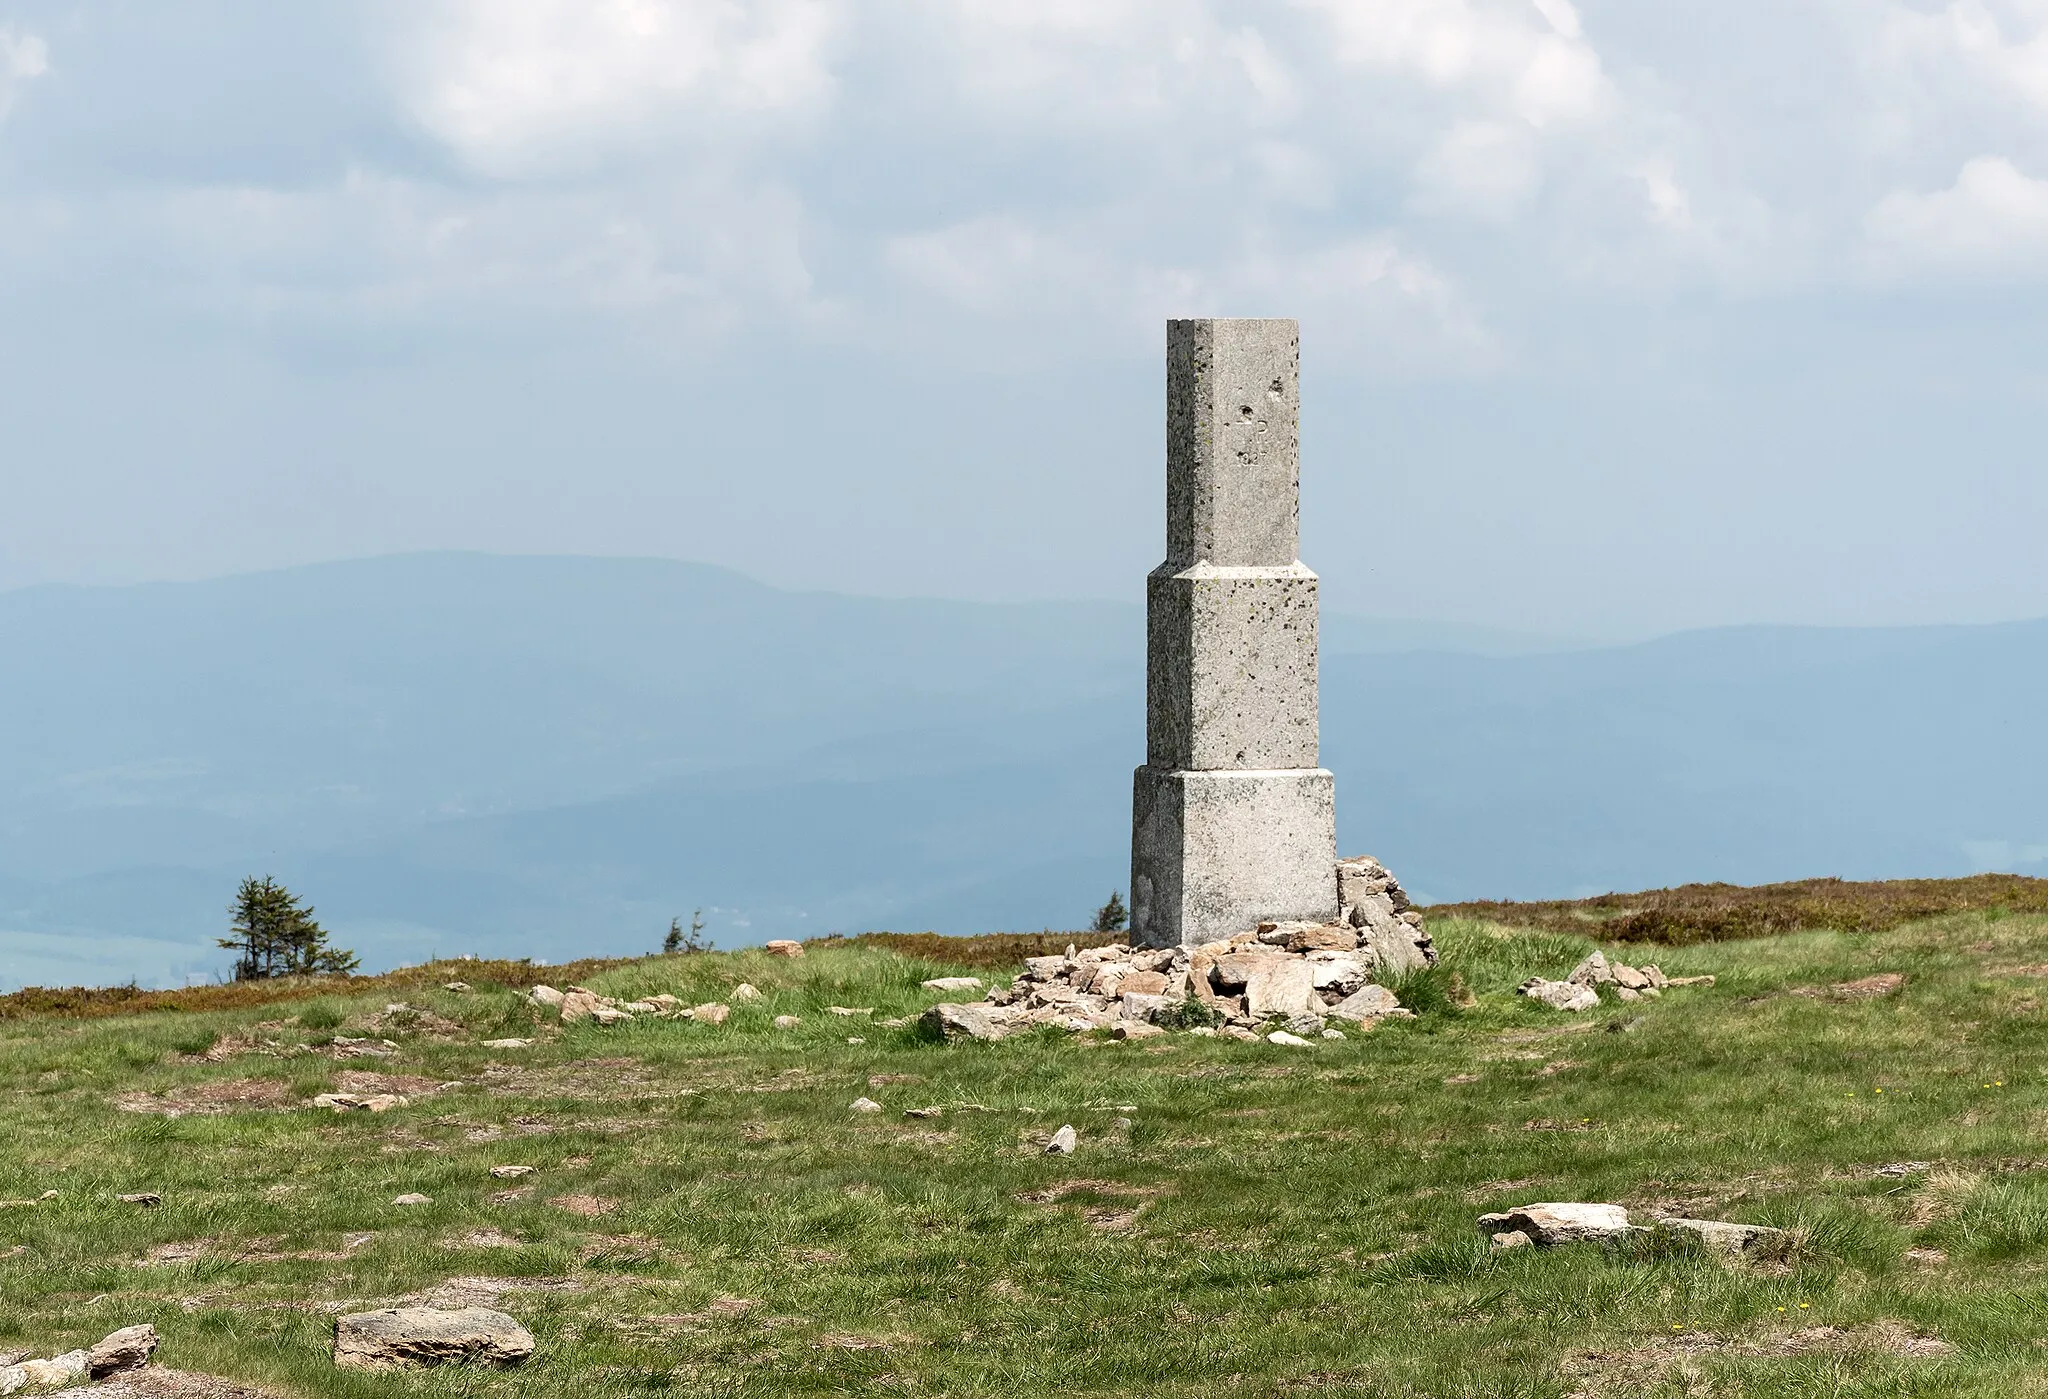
[480, 1039, 532, 1049]
[922, 976, 985, 992]
[849, 1097, 883, 1114]
[488, 1166, 535, 1180]
[731, 983, 762, 1002]
[922, 1002, 1021, 1042]
[773, 1014, 803, 1029]
[1567, 952, 1613, 988]
[393, 1193, 433, 1207]
[16, 1352, 85, 1388]
[1045, 1125, 1078, 1155]
[526, 986, 565, 1008]
[1266, 1030, 1315, 1047]
[1475, 1203, 1634, 1246]
[1327, 984, 1403, 1023]
[1519, 978, 1599, 1012]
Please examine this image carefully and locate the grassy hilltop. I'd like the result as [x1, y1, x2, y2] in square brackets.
[8, 885, 2048, 1396]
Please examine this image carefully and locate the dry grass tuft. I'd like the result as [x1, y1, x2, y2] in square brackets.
[0, 956, 639, 1022]
[1429, 873, 2048, 945]
[815, 930, 1123, 968]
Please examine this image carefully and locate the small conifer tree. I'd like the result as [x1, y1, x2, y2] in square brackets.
[218, 876, 358, 980]
[664, 909, 707, 954]
[1092, 889, 1129, 933]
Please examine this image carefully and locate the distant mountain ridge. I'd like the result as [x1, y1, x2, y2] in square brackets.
[2, 552, 2044, 990]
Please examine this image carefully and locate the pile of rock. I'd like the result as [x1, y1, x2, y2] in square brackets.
[526, 984, 748, 1027]
[1478, 1202, 1782, 1257]
[1, 1325, 156, 1392]
[1518, 951, 1715, 1012]
[926, 857, 1435, 1042]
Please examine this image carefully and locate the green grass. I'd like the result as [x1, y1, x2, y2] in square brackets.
[7, 912, 2048, 1395]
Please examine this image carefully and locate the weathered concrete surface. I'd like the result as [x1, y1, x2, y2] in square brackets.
[1133, 317, 1339, 948]
[1165, 318, 1300, 568]
[1146, 562, 1319, 771]
[1131, 766, 1337, 947]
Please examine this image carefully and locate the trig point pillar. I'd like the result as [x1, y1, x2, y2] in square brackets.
[1130, 319, 1339, 948]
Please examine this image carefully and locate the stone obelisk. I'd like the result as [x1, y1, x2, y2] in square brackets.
[1130, 319, 1339, 948]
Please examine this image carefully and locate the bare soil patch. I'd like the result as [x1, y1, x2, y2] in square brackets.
[1792, 973, 1905, 1001]
[80, 1369, 280, 1399]
[550, 1194, 620, 1217]
[115, 1079, 296, 1116]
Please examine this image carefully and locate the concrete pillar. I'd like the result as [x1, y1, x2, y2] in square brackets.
[1130, 319, 1339, 948]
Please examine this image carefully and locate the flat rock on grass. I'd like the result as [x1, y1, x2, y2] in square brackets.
[332, 1307, 534, 1371]
[1478, 1202, 1635, 1246]
[1519, 979, 1600, 1012]
[1654, 1217, 1786, 1255]
[923, 1002, 1017, 1042]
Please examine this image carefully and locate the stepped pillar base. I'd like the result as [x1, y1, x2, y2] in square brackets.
[1129, 765, 1338, 949]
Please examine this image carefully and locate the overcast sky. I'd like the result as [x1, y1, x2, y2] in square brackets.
[2, 1, 2047, 635]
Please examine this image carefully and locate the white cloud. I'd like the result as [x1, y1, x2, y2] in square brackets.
[398, 0, 847, 177]
[106, 166, 823, 332]
[1411, 120, 1543, 219]
[1634, 157, 1693, 231]
[0, 26, 49, 123]
[1864, 153, 2048, 278]
[887, 211, 1492, 371]
[1294, 0, 1613, 127]
[1875, 1, 2048, 115]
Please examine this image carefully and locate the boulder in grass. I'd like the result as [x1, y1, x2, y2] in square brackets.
[557, 991, 600, 1023]
[333, 1307, 534, 1371]
[921, 976, 984, 993]
[1519, 978, 1599, 1012]
[764, 940, 804, 958]
[1566, 952, 1613, 988]
[87, 1325, 158, 1378]
[526, 985, 565, 1009]
[1476, 1203, 1635, 1247]
[922, 1001, 1021, 1042]
[1653, 1217, 1786, 1255]
[1327, 984, 1404, 1024]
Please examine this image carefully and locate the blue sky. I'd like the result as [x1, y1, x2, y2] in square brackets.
[3, 1, 2048, 636]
